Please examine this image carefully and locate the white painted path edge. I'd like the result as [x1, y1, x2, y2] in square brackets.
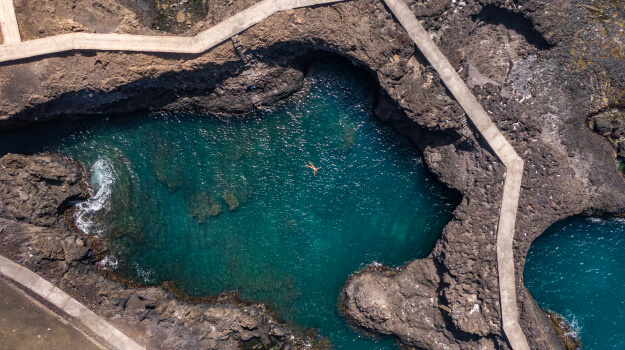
[0, 254, 145, 350]
[0, 0, 530, 348]
[381, 0, 529, 349]
[0, 0, 345, 63]
[0, 0, 20, 44]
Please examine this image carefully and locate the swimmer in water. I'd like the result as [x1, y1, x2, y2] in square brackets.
[305, 161, 320, 176]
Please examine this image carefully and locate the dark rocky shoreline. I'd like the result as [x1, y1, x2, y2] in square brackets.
[543, 310, 581, 350]
[1, 0, 625, 349]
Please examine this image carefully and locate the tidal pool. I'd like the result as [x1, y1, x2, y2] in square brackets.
[524, 216, 625, 349]
[0, 61, 458, 349]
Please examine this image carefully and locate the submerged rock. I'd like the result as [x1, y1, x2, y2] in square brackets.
[221, 190, 240, 211]
[187, 191, 222, 223]
[151, 141, 185, 192]
[339, 117, 357, 152]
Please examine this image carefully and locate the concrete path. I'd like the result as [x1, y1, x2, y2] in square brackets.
[0, 0, 20, 44]
[381, 0, 529, 349]
[0, 0, 346, 62]
[0, 254, 145, 350]
[0, 277, 105, 350]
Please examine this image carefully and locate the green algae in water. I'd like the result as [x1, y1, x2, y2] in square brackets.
[0, 61, 458, 349]
[524, 216, 625, 349]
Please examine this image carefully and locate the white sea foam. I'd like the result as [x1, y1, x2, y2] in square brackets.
[96, 255, 119, 270]
[74, 157, 115, 235]
[133, 261, 155, 284]
[562, 312, 581, 338]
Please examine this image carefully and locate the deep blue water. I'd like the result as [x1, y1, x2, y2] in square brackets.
[524, 216, 625, 349]
[0, 61, 458, 349]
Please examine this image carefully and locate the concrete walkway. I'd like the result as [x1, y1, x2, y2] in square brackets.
[0, 0, 20, 44]
[0, 0, 346, 62]
[381, 0, 529, 349]
[0, 0, 530, 348]
[0, 277, 105, 350]
[0, 255, 145, 350]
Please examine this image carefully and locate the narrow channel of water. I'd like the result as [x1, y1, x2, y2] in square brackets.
[0, 61, 459, 349]
[524, 216, 625, 349]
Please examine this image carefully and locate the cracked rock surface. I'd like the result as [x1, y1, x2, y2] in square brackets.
[0, 154, 304, 349]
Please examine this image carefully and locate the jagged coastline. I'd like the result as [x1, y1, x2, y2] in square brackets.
[1, 0, 625, 349]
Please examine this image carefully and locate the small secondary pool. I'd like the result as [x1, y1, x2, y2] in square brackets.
[0, 61, 459, 349]
[524, 216, 625, 349]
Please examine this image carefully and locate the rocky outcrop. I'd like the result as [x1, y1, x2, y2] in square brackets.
[1, 0, 625, 349]
[0, 154, 84, 226]
[589, 108, 625, 160]
[0, 154, 307, 349]
[341, 260, 457, 349]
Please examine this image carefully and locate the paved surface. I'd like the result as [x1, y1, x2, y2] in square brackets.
[0, 277, 105, 350]
[0, 0, 20, 44]
[381, 0, 529, 349]
[0, 0, 529, 348]
[0, 255, 145, 350]
[0, 0, 347, 62]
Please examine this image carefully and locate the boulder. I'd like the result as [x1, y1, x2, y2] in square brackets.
[611, 119, 625, 138]
[617, 141, 625, 158]
[594, 116, 613, 136]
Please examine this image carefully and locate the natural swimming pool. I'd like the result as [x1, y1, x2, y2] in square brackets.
[0, 61, 459, 349]
[524, 216, 625, 349]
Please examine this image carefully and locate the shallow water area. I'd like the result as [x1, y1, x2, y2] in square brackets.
[0, 61, 458, 349]
[524, 216, 625, 349]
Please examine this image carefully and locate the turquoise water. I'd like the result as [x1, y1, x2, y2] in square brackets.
[524, 216, 625, 349]
[0, 61, 458, 349]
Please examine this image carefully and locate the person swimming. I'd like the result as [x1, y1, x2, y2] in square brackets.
[305, 161, 320, 175]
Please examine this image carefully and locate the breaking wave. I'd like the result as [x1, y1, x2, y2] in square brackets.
[74, 157, 115, 235]
[96, 255, 119, 271]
